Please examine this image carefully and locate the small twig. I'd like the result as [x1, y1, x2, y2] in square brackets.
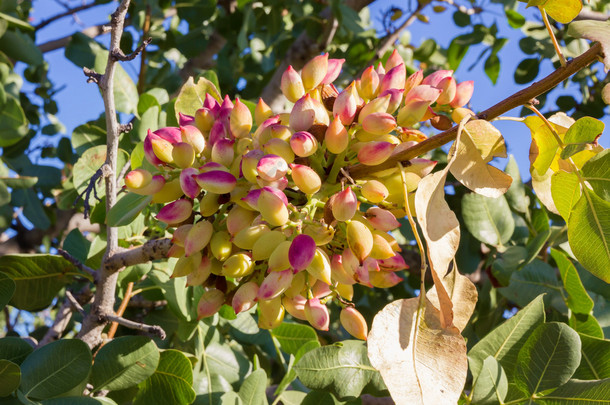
[34, 2, 100, 30]
[107, 282, 134, 340]
[539, 6, 567, 67]
[117, 160, 131, 189]
[58, 248, 98, 282]
[118, 123, 133, 134]
[74, 167, 104, 219]
[128, 296, 167, 308]
[83, 67, 103, 84]
[103, 313, 166, 339]
[3, 307, 12, 333]
[65, 291, 87, 317]
[39, 287, 93, 347]
[112, 37, 152, 62]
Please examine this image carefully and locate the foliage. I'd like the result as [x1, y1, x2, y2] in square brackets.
[1, 0, 610, 404]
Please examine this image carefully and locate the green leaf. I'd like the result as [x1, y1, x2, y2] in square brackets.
[271, 322, 318, 356]
[550, 249, 593, 314]
[560, 117, 604, 159]
[0, 12, 32, 31]
[73, 145, 129, 204]
[569, 313, 604, 339]
[91, 336, 160, 391]
[0, 30, 42, 65]
[0, 96, 28, 147]
[551, 171, 581, 222]
[504, 156, 529, 213]
[574, 334, 610, 380]
[0, 254, 77, 311]
[499, 259, 565, 311]
[175, 76, 221, 120]
[199, 70, 220, 94]
[294, 340, 387, 400]
[238, 369, 268, 405]
[20, 339, 92, 400]
[536, 378, 610, 404]
[63, 229, 91, 265]
[277, 391, 307, 405]
[568, 20, 610, 71]
[41, 397, 118, 405]
[202, 342, 251, 387]
[462, 193, 515, 246]
[221, 391, 244, 405]
[472, 356, 508, 405]
[13, 188, 51, 230]
[505, 9, 525, 28]
[0, 337, 33, 365]
[0, 176, 37, 189]
[581, 149, 610, 201]
[542, 0, 582, 24]
[134, 350, 196, 405]
[514, 58, 539, 84]
[71, 124, 106, 156]
[0, 272, 15, 311]
[137, 93, 160, 116]
[484, 53, 500, 84]
[567, 191, 610, 282]
[275, 340, 320, 397]
[0, 182, 9, 207]
[0, 359, 20, 397]
[468, 295, 545, 380]
[514, 322, 581, 395]
[107, 193, 152, 227]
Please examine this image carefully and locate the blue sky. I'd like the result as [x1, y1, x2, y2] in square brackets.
[29, 0, 609, 180]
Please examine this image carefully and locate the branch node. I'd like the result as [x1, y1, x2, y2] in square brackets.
[118, 123, 133, 133]
[83, 67, 103, 84]
[111, 37, 152, 62]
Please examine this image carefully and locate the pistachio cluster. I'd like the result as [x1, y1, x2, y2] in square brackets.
[124, 50, 474, 339]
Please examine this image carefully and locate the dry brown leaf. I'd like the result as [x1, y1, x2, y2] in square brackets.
[368, 298, 468, 404]
[427, 268, 478, 332]
[449, 130, 513, 198]
[465, 120, 506, 162]
[415, 169, 459, 327]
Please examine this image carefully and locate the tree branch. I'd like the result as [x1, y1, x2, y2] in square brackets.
[77, 0, 133, 349]
[103, 238, 172, 272]
[103, 314, 166, 339]
[34, 2, 101, 31]
[39, 287, 93, 347]
[58, 248, 98, 282]
[346, 42, 604, 179]
[362, 1, 428, 73]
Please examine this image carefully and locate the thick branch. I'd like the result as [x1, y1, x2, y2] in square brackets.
[347, 42, 604, 179]
[35, 2, 100, 30]
[77, 0, 132, 349]
[103, 238, 172, 272]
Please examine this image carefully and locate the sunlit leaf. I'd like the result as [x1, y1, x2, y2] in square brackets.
[551, 171, 581, 221]
[550, 249, 593, 314]
[504, 156, 529, 213]
[560, 117, 604, 160]
[581, 149, 610, 201]
[427, 268, 478, 332]
[237, 369, 268, 405]
[175, 76, 221, 120]
[450, 126, 512, 198]
[568, 20, 610, 71]
[368, 298, 467, 404]
[107, 193, 152, 227]
[271, 322, 318, 356]
[542, 0, 582, 23]
[568, 191, 610, 282]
